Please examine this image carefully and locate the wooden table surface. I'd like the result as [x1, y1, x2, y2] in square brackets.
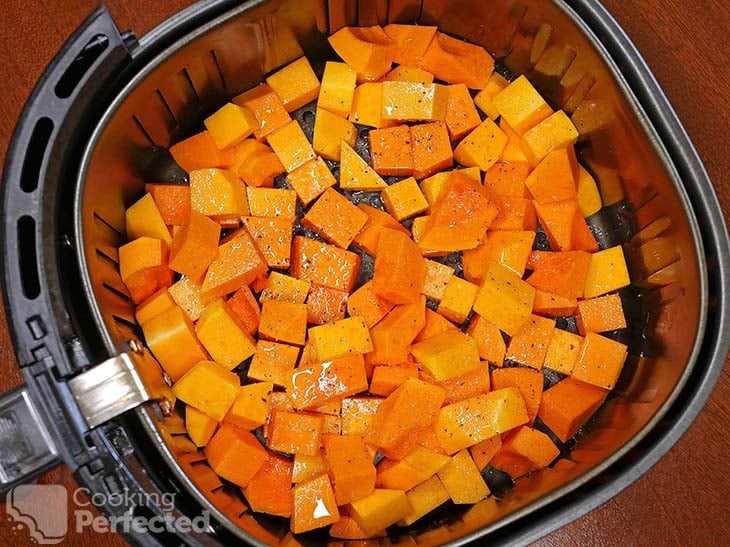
[0, 1, 728, 545]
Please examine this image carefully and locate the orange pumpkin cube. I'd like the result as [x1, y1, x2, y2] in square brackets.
[381, 81, 448, 122]
[369, 364, 419, 397]
[323, 434, 377, 505]
[318, 61, 357, 117]
[341, 397, 382, 436]
[170, 130, 227, 172]
[169, 211, 221, 280]
[226, 286, 260, 335]
[410, 121, 454, 179]
[185, 405, 218, 447]
[383, 65, 434, 84]
[232, 83, 291, 140]
[196, 300, 257, 369]
[367, 297, 426, 365]
[492, 75, 553, 135]
[352, 203, 410, 255]
[267, 120, 316, 172]
[544, 328, 584, 375]
[189, 168, 248, 220]
[291, 474, 340, 533]
[286, 156, 337, 206]
[119, 236, 172, 304]
[339, 140, 387, 191]
[572, 332, 628, 390]
[290, 236, 361, 292]
[538, 377, 608, 442]
[381, 177, 429, 221]
[168, 276, 206, 321]
[248, 340, 300, 386]
[491, 367, 544, 425]
[258, 300, 308, 346]
[372, 227, 426, 305]
[347, 281, 394, 328]
[466, 315, 506, 366]
[306, 283, 348, 325]
[242, 454, 294, 518]
[384, 24, 438, 67]
[204, 423, 268, 487]
[445, 84, 481, 140]
[266, 57, 321, 112]
[328, 25, 394, 80]
[225, 382, 273, 430]
[242, 216, 293, 269]
[369, 125, 413, 177]
[268, 410, 324, 456]
[483, 161, 532, 198]
[454, 118, 508, 172]
[422, 259, 454, 302]
[173, 360, 240, 421]
[504, 314, 556, 370]
[288, 355, 369, 410]
[437, 276, 479, 324]
[260, 272, 311, 304]
[521, 110, 579, 165]
[418, 31, 495, 89]
[302, 187, 369, 249]
[348, 82, 396, 129]
[576, 293, 627, 334]
[200, 228, 267, 301]
[135, 288, 175, 325]
[145, 183, 191, 226]
[489, 426, 560, 478]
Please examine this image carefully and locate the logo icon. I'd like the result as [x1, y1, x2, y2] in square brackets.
[6, 484, 68, 544]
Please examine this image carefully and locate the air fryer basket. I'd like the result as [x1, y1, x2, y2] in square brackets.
[1, 0, 728, 545]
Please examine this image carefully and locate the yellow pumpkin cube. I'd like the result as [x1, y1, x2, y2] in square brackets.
[267, 120, 316, 172]
[189, 168, 249, 218]
[126, 193, 172, 244]
[420, 167, 480, 206]
[383, 65, 435, 84]
[423, 259, 454, 302]
[349, 82, 396, 129]
[260, 271, 311, 304]
[437, 449, 490, 504]
[584, 245, 630, 298]
[135, 288, 175, 325]
[196, 300, 257, 369]
[168, 276, 206, 321]
[347, 489, 412, 536]
[453, 118, 508, 171]
[185, 405, 218, 447]
[247, 340, 300, 387]
[411, 330, 480, 381]
[339, 141, 387, 191]
[266, 56, 321, 112]
[319, 61, 357, 118]
[492, 75, 553, 135]
[381, 177, 429, 221]
[473, 262, 535, 336]
[286, 156, 338, 206]
[309, 316, 374, 361]
[521, 110, 579, 165]
[172, 360, 240, 422]
[543, 328, 583, 375]
[375, 446, 450, 491]
[473, 72, 509, 120]
[204, 102, 258, 149]
[381, 81, 448, 122]
[312, 108, 358, 161]
[246, 187, 297, 220]
[224, 382, 273, 430]
[398, 475, 450, 526]
[577, 165, 603, 217]
[437, 276, 479, 324]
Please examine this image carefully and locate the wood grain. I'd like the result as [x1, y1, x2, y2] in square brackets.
[0, 1, 727, 546]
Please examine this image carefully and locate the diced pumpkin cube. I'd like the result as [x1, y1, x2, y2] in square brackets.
[489, 426, 560, 478]
[437, 276, 478, 323]
[227, 286, 260, 334]
[204, 102, 258, 149]
[232, 83, 291, 140]
[370, 364, 419, 397]
[504, 314, 556, 370]
[347, 489, 412, 537]
[469, 435, 502, 471]
[423, 259, 454, 302]
[142, 306, 209, 381]
[328, 26, 394, 80]
[266, 57, 321, 112]
[119, 237, 172, 304]
[341, 397, 382, 436]
[445, 84, 481, 140]
[248, 340, 299, 386]
[237, 150, 286, 188]
[417, 172, 498, 252]
[372, 228, 426, 304]
[533, 289, 578, 317]
[437, 365, 491, 405]
[173, 360, 240, 421]
[145, 183, 190, 227]
[411, 330, 480, 381]
[369, 124, 413, 176]
[437, 449, 490, 504]
[383, 65, 434, 84]
[169, 211, 221, 280]
[126, 193, 172, 245]
[527, 250, 593, 300]
[288, 355, 368, 409]
[292, 452, 327, 484]
[135, 288, 175, 325]
[330, 514, 375, 540]
[306, 283, 348, 325]
[369, 378, 445, 459]
[467, 315, 506, 366]
[200, 228, 267, 301]
[353, 203, 410, 255]
[583, 245, 631, 298]
[196, 300, 256, 369]
[483, 161, 532, 198]
[473, 262, 535, 336]
[418, 31, 494, 89]
[312, 108, 358, 161]
[491, 367, 543, 425]
[222, 138, 270, 172]
[185, 405, 218, 447]
[521, 110, 579, 166]
[576, 293, 627, 334]
[242, 216, 293, 269]
[544, 328, 583, 375]
[291, 474, 340, 533]
[267, 120, 316, 172]
[302, 187, 368, 248]
[415, 308, 458, 343]
[246, 187, 296, 220]
[367, 297, 426, 365]
[347, 281, 394, 328]
[243, 454, 294, 517]
[286, 156, 337, 206]
[381, 177, 429, 221]
[435, 388, 529, 454]
[576, 164, 602, 217]
[538, 377, 608, 442]
[381, 81, 448, 122]
[319, 61, 357, 117]
[190, 168, 248, 219]
[421, 167, 480, 206]
[268, 410, 324, 456]
[572, 332, 628, 390]
[384, 24, 438, 67]
[492, 75, 553, 135]
[309, 316, 373, 361]
[499, 119, 531, 163]
[473, 72, 509, 120]
[534, 199, 598, 252]
[260, 272, 311, 304]
[324, 434, 377, 505]
[348, 82, 396, 129]
[339, 141, 387, 191]
[205, 423, 267, 487]
[225, 382, 273, 430]
[398, 475, 450, 526]
[489, 195, 537, 231]
[170, 130, 227, 172]
[453, 118, 508, 172]
[524, 148, 578, 204]
[410, 121, 453, 179]
[290, 236, 361, 292]
[258, 300, 308, 346]
[376, 445, 450, 491]
[465, 230, 535, 281]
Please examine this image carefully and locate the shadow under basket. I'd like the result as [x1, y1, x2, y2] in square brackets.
[2, 0, 729, 546]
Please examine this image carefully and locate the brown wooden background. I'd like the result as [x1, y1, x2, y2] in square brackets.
[0, 0, 728, 545]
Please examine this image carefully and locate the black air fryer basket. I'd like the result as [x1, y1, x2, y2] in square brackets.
[1, 0, 728, 545]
